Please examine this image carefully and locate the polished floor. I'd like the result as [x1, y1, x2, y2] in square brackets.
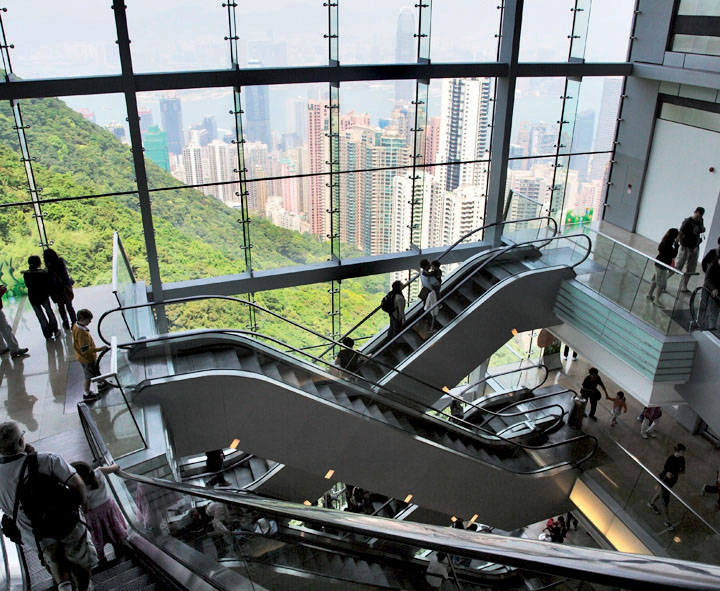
[2, 283, 719, 561]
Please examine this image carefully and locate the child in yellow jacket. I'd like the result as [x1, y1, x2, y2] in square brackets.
[72, 308, 109, 401]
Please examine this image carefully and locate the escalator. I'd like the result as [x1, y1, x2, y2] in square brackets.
[63, 402, 720, 591]
[110, 329, 596, 529]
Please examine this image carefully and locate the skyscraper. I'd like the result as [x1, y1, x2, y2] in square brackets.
[437, 78, 493, 192]
[286, 97, 307, 143]
[206, 140, 237, 204]
[160, 97, 184, 155]
[244, 60, 272, 148]
[144, 125, 170, 171]
[591, 78, 623, 180]
[394, 7, 416, 103]
[138, 108, 153, 134]
[307, 100, 328, 237]
[424, 116, 440, 174]
[571, 110, 595, 179]
[182, 144, 205, 188]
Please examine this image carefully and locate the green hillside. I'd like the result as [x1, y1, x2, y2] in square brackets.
[0, 97, 388, 347]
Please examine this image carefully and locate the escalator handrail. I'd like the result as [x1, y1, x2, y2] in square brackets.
[74, 412, 720, 591]
[99, 291, 559, 448]
[456, 363, 550, 399]
[475, 388, 578, 430]
[689, 285, 719, 332]
[111, 327, 597, 473]
[319, 215, 559, 358]
[367, 232, 591, 363]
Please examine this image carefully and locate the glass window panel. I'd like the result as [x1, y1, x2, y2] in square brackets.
[126, 0, 229, 72]
[255, 284, 333, 350]
[519, 0, 574, 62]
[136, 88, 238, 191]
[21, 94, 133, 199]
[340, 272, 395, 347]
[246, 177, 328, 270]
[2, 0, 120, 79]
[427, 77, 495, 172]
[672, 34, 720, 57]
[42, 195, 149, 288]
[660, 103, 720, 133]
[431, 1, 502, 62]
[584, 0, 635, 61]
[679, 0, 720, 16]
[236, 1, 327, 67]
[340, 80, 416, 141]
[560, 153, 610, 226]
[338, 167, 414, 257]
[150, 186, 247, 284]
[511, 78, 565, 159]
[0, 204, 37, 302]
[506, 157, 555, 224]
[339, 1, 419, 65]
[570, 77, 623, 154]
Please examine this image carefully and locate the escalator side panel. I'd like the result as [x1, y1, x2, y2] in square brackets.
[384, 267, 575, 406]
[140, 372, 578, 530]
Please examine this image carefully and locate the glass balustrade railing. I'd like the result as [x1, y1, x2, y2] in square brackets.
[565, 223, 691, 336]
[76, 402, 720, 591]
[584, 442, 720, 565]
[88, 337, 146, 460]
[690, 286, 720, 337]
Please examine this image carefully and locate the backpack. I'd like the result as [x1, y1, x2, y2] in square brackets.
[18, 454, 81, 543]
[381, 291, 395, 313]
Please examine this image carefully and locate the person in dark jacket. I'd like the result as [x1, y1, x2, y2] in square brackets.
[23, 255, 59, 340]
[677, 207, 705, 292]
[43, 249, 77, 329]
[579, 367, 608, 421]
[699, 236, 720, 329]
[333, 336, 360, 375]
[648, 443, 686, 528]
[647, 228, 679, 309]
[386, 281, 406, 342]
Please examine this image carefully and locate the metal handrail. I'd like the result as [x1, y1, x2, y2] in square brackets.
[475, 388, 578, 431]
[367, 232, 591, 363]
[689, 285, 719, 332]
[456, 363, 550, 399]
[320, 215, 559, 358]
[569, 222, 684, 276]
[112, 327, 597, 473]
[75, 405, 720, 591]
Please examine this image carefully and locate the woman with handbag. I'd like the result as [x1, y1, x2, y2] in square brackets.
[43, 249, 77, 329]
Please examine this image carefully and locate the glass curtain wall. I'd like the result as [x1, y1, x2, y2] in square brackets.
[0, 0, 633, 346]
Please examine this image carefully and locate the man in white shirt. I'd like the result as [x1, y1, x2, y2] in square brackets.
[426, 551, 449, 588]
[0, 421, 97, 591]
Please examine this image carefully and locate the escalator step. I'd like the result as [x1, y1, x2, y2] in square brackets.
[237, 353, 262, 373]
[333, 391, 351, 407]
[279, 367, 301, 387]
[299, 380, 320, 396]
[366, 405, 386, 422]
[235, 465, 253, 488]
[213, 348, 242, 369]
[316, 384, 337, 401]
[113, 573, 153, 591]
[351, 398, 368, 413]
[261, 362, 283, 381]
[249, 457, 269, 480]
[382, 411, 403, 428]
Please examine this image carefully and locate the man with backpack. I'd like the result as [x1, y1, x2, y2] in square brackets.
[0, 421, 97, 591]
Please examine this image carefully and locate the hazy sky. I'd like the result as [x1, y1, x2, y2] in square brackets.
[4, 1, 632, 148]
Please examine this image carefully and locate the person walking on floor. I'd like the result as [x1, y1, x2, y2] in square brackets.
[43, 248, 77, 329]
[0, 284, 28, 359]
[699, 236, 720, 330]
[677, 207, 705, 293]
[647, 227, 679, 309]
[72, 309, 110, 402]
[606, 391, 628, 427]
[641, 406, 662, 439]
[649, 443, 686, 528]
[0, 421, 97, 591]
[71, 461, 128, 564]
[579, 367, 608, 421]
[23, 255, 59, 341]
[383, 281, 406, 342]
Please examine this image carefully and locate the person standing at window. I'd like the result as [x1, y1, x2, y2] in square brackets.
[677, 207, 705, 293]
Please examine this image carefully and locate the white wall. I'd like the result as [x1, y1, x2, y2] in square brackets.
[636, 119, 720, 256]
